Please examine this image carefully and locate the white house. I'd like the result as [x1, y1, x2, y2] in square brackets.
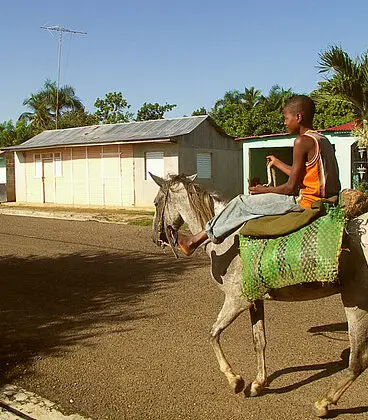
[5, 116, 242, 208]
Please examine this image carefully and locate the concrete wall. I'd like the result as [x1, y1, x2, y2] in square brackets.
[177, 120, 242, 200]
[14, 145, 135, 207]
[6, 152, 16, 202]
[0, 154, 6, 201]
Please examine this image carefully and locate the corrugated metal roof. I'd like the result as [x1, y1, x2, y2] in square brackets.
[6, 115, 221, 151]
[322, 121, 355, 132]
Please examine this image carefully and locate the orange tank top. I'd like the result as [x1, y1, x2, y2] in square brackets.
[297, 131, 340, 209]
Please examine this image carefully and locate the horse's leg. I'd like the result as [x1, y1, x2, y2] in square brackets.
[247, 300, 267, 397]
[210, 296, 249, 393]
[314, 305, 368, 417]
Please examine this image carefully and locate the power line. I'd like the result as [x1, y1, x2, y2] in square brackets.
[40, 26, 87, 129]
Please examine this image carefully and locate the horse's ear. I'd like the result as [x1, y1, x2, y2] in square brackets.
[188, 173, 197, 182]
[149, 172, 165, 188]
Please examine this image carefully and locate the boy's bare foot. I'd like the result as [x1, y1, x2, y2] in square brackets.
[167, 226, 208, 256]
[167, 226, 196, 256]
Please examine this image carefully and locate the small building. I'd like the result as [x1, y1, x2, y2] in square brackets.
[238, 122, 359, 192]
[5, 116, 242, 208]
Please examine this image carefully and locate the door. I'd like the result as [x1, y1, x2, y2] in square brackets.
[42, 158, 54, 203]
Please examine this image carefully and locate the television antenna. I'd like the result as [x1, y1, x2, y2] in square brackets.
[41, 25, 87, 129]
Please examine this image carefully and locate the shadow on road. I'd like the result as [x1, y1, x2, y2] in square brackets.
[265, 348, 350, 394]
[327, 406, 368, 417]
[0, 250, 202, 386]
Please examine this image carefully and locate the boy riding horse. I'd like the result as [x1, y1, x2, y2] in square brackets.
[169, 95, 341, 256]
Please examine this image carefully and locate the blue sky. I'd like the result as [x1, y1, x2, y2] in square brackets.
[1, 0, 367, 123]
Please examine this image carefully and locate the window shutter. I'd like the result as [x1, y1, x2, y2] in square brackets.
[145, 151, 164, 179]
[197, 152, 212, 179]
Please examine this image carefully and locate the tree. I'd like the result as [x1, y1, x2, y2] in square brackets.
[20, 79, 84, 130]
[210, 85, 296, 137]
[57, 110, 98, 129]
[94, 92, 133, 124]
[316, 45, 368, 144]
[259, 85, 294, 112]
[136, 102, 176, 121]
[0, 120, 35, 148]
[191, 107, 207, 116]
[312, 98, 355, 129]
[243, 87, 262, 110]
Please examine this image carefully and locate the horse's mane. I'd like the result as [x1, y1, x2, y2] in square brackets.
[165, 174, 224, 230]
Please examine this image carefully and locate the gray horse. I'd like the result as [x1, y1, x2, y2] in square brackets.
[150, 173, 368, 418]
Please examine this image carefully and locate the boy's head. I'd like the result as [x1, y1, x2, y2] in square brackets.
[282, 95, 315, 134]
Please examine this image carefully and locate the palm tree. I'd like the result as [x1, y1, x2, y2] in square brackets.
[316, 46, 368, 145]
[20, 80, 84, 130]
[259, 85, 294, 112]
[243, 86, 262, 110]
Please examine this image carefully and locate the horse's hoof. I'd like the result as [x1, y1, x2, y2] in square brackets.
[314, 399, 331, 418]
[229, 375, 245, 394]
[243, 381, 265, 397]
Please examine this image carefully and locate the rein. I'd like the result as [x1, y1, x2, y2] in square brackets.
[156, 187, 179, 259]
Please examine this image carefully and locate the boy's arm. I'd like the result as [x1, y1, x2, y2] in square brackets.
[249, 135, 312, 195]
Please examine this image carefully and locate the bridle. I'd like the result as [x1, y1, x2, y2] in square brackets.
[156, 186, 180, 259]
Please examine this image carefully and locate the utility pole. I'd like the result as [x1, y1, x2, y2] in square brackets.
[41, 25, 87, 129]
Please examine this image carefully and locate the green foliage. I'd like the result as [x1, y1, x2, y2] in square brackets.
[191, 107, 207, 116]
[21, 79, 84, 130]
[58, 110, 98, 129]
[136, 102, 176, 121]
[355, 181, 368, 195]
[312, 98, 355, 129]
[316, 46, 368, 122]
[94, 92, 133, 124]
[210, 85, 295, 137]
[0, 119, 35, 147]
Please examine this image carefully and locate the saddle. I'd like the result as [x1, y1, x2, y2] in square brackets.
[239, 189, 368, 239]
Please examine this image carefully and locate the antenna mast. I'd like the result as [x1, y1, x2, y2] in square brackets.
[41, 25, 87, 129]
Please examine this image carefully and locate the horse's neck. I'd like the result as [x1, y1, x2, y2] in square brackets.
[214, 199, 227, 215]
[183, 194, 227, 234]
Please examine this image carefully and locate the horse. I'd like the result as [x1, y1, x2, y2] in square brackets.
[150, 173, 368, 418]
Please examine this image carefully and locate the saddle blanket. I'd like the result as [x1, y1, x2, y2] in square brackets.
[238, 206, 346, 301]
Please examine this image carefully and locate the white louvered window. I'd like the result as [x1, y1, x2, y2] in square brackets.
[145, 151, 164, 180]
[35, 154, 42, 178]
[54, 153, 62, 177]
[197, 152, 212, 179]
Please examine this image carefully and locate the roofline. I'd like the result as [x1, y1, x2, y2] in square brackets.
[236, 128, 355, 141]
[235, 132, 291, 141]
[4, 138, 175, 152]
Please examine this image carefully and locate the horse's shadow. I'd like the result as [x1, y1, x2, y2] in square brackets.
[263, 347, 350, 395]
[263, 323, 349, 395]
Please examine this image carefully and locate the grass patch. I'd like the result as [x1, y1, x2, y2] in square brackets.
[128, 219, 153, 226]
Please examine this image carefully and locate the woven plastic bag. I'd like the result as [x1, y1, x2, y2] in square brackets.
[239, 206, 346, 301]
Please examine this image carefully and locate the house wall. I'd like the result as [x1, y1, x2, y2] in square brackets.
[242, 133, 356, 193]
[177, 120, 242, 200]
[133, 142, 179, 207]
[0, 154, 6, 201]
[14, 145, 135, 207]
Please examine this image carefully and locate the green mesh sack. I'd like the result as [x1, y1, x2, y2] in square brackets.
[239, 206, 346, 301]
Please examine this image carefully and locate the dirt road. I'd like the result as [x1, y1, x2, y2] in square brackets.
[0, 215, 367, 419]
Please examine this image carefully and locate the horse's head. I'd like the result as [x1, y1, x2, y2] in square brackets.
[150, 173, 198, 247]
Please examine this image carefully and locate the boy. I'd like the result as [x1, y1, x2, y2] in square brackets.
[170, 95, 341, 256]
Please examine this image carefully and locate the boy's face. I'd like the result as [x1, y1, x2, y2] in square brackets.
[283, 107, 302, 135]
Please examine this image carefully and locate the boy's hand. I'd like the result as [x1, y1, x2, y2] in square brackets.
[249, 184, 270, 195]
[266, 155, 278, 168]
